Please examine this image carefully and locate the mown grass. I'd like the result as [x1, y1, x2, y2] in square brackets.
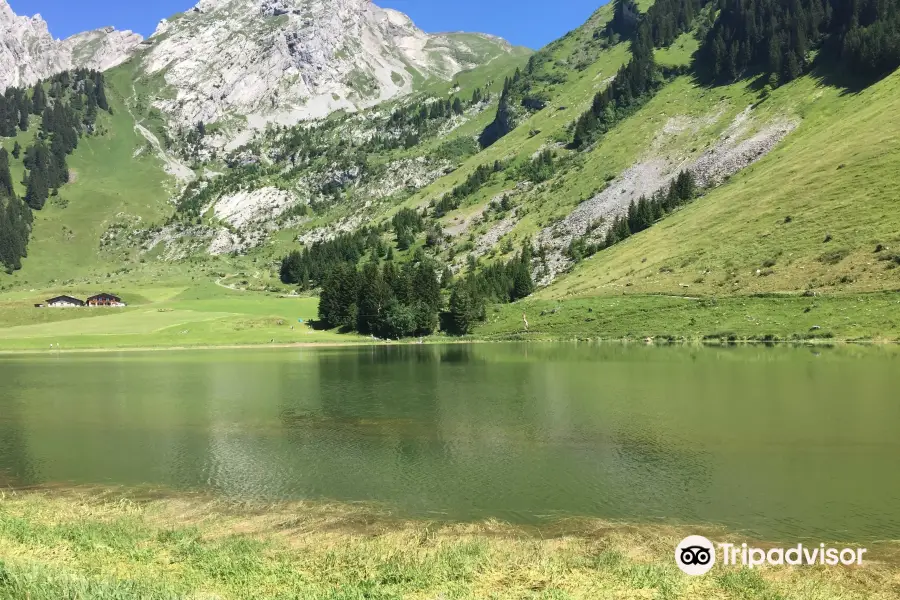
[0, 489, 895, 600]
[0, 283, 362, 351]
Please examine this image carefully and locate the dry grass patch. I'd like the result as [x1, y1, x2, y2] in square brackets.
[0, 488, 898, 599]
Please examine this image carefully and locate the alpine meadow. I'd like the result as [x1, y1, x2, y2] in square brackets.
[2, 0, 900, 598]
[1, 0, 899, 346]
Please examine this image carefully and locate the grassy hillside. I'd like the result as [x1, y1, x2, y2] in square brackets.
[543, 70, 900, 300]
[0, 67, 172, 288]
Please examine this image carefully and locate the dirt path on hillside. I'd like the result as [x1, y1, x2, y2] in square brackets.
[215, 275, 248, 292]
[127, 83, 196, 184]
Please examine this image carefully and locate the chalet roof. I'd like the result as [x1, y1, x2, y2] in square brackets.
[87, 293, 122, 300]
[46, 295, 85, 305]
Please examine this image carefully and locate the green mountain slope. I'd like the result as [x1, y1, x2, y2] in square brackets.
[0, 66, 171, 287]
[544, 70, 900, 300]
[3, 0, 900, 346]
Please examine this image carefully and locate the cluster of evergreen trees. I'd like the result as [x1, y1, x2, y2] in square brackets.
[573, 0, 705, 148]
[0, 70, 108, 270]
[315, 246, 535, 338]
[4, 71, 109, 211]
[319, 258, 444, 338]
[279, 228, 381, 290]
[391, 96, 462, 126]
[478, 68, 524, 148]
[0, 149, 32, 273]
[269, 87, 492, 186]
[567, 171, 697, 262]
[481, 0, 706, 150]
[432, 161, 504, 217]
[0, 88, 31, 137]
[701, 0, 900, 84]
[480, 34, 582, 149]
[520, 150, 556, 183]
[378, 89, 491, 151]
[572, 17, 660, 149]
[448, 246, 535, 334]
[392, 208, 426, 250]
[281, 228, 535, 337]
[702, 0, 829, 83]
[389, 88, 490, 128]
[840, 0, 900, 77]
[645, 0, 707, 47]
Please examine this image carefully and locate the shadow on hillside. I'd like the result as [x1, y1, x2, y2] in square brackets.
[809, 60, 875, 96]
[682, 58, 770, 93]
[686, 48, 881, 99]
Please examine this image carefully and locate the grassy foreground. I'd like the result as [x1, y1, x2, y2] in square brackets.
[0, 490, 896, 600]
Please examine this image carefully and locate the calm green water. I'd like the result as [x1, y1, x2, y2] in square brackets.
[0, 344, 898, 541]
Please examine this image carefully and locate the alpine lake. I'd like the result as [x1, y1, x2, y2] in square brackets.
[1, 343, 897, 544]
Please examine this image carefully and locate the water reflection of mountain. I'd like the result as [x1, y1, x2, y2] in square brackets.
[254, 345, 716, 523]
[3, 346, 899, 540]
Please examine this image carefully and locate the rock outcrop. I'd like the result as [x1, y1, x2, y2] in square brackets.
[533, 108, 800, 284]
[0, 0, 142, 89]
[60, 27, 144, 73]
[138, 0, 518, 131]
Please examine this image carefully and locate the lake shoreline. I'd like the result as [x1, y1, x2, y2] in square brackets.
[1, 290, 898, 353]
[0, 487, 896, 599]
[0, 335, 893, 355]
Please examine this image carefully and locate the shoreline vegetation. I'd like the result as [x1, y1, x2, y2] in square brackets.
[0, 488, 897, 599]
[0, 335, 898, 357]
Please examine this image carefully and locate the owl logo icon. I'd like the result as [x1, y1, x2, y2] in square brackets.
[676, 536, 716, 575]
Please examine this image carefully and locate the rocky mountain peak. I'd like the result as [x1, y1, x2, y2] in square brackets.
[0, 0, 142, 90]
[0, 0, 25, 23]
[139, 0, 517, 137]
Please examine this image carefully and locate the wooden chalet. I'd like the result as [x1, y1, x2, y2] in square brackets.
[45, 295, 85, 308]
[86, 293, 125, 307]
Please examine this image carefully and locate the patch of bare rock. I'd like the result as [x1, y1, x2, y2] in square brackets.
[533, 106, 799, 284]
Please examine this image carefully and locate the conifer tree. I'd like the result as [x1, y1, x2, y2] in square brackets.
[411, 262, 441, 332]
[31, 83, 46, 115]
[0, 201, 14, 271]
[318, 262, 359, 328]
[95, 73, 109, 111]
[0, 149, 13, 198]
[24, 160, 49, 211]
[511, 244, 535, 301]
[441, 266, 454, 289]
[447, 282, 483, 335]
[356, 261, 390, 334]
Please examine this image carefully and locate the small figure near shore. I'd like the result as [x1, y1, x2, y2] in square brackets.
[523, 312, 529, 331]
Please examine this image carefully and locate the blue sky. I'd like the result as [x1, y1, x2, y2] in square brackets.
[7, 0, 606, 49]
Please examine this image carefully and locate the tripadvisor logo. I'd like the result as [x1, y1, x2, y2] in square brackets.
[676, 535, 716, 576]
[675, 536, 868, 576]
